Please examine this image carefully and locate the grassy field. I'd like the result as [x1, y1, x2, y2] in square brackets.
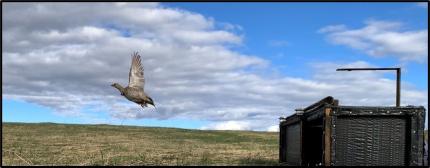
[2, 122, 279, 166]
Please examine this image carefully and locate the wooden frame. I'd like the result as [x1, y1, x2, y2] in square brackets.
[279, 97, 426, 166]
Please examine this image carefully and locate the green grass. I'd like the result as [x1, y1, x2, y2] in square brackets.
[2, 122, 279, 166]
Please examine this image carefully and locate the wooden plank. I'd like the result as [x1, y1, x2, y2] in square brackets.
[324, 107, 332, 166]
[279, 124, 283, 162]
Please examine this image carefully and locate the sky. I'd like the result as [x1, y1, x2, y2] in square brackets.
[2, 2, 428, 131]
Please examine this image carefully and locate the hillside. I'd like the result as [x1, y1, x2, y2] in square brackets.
[2, 122, 279, 166]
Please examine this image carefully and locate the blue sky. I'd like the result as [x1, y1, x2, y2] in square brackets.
[2, 99, 209, 129]
[164, 2, 428, 88]
[2, 2, 428, 130]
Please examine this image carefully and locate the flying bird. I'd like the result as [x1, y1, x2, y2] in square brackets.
[111, 52, 155, 108]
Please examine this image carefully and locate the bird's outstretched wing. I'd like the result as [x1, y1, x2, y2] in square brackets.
[128, 52, 145, 89]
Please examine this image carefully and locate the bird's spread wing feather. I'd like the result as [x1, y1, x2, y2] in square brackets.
[128, 52, 145, 89]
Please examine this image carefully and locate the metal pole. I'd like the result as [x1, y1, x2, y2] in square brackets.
[336, 67, 401, 107]
[396, 68, 400, 107]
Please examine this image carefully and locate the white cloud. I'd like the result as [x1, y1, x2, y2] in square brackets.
[267, 125, 279, 132]
[319, 20, 428, 63]
[2, 3, 427, 131]
[218, 22, 243, 32]
[416, 2, 428, 8]
[201, 121, 251, 131]
[318, 24, 347, 33]
[171, 30, 242, 45]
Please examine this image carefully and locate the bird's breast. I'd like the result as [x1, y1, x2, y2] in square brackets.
[124, 88, 144, 102]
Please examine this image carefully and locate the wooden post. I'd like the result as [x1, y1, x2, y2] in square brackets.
[324, 108, 332, 166]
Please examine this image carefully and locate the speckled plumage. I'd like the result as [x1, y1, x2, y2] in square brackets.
[111, 52, 155, 108]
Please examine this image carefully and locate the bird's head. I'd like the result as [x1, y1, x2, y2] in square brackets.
[111, 83, 125, 95]
[111, 83, 119, 87]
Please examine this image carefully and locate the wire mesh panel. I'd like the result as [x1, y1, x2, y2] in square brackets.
[285, 123, 301, 165]
[333, 116, 407, 166]
[279, 96, 425, 166]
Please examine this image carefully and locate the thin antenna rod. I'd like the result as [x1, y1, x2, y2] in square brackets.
[336, 67, 401, 107]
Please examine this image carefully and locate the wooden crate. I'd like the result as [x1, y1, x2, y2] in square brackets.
[279, 96, 426, 166]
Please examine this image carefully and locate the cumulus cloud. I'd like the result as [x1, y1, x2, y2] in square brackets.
[319, 20, 428, 62]
[3, 3, 427, 131]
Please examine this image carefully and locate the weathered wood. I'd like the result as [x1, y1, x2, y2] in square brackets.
[324, 107, 332, 166]
[279, 97, 425, 166]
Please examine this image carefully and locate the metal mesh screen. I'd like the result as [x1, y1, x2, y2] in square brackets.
[334, 116, 407, 166]
[286, 123, 301, 165]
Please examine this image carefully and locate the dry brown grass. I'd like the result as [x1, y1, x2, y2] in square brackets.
[2, 122, 279, 166]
